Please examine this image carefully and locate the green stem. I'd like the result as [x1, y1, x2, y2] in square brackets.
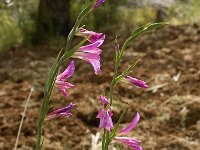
[104, 131, 110, 150]
[109, 81, 115, 106]
[103, 69, 117, 150]
[35, 1, 98, 149]
[102, 129, 106, 149]
[65, 19, 80, 54]
[35, 62, 60, 150]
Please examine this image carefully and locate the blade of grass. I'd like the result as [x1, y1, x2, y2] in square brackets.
[14, 87, 34, 150]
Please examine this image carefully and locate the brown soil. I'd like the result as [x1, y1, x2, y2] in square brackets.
[0, 24, 200, 150]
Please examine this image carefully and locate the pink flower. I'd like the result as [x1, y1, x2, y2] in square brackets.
[96, 108, 113, 131]
[100, 95, 109, 105]
[96, 96, 113, 131]
[77, 28, 105, 44]
[114, 137, 142, 150]
[55, 60, 75, 96]
[46, 103, 75, 120]
[119, 112, 140, 134]
[114, 112, 142, 150]
[93, 0, 106, 9]
[125, 76, 148, 88]
[73, 30, 105, 74]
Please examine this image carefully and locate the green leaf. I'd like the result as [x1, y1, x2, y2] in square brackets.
[143, 22, 169, 31]
[44, 62, 58, 95]
[114, 36, 120, 69]
[130, 22, 169, 45]
[120, 22, 169, 58]
[56, 48, 64, 61]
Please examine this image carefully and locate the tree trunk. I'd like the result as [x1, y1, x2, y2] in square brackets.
[36, 0, 71, 41]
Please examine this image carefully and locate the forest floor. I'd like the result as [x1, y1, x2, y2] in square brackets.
[0, 24, 200, 150]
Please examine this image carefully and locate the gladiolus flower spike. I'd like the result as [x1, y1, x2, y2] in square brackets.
[46, 103, 75, 120]
[55, 60, 75, 96]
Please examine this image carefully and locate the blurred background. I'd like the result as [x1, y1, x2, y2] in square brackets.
[0, 0, 200, 150]
[1, 0, 200, 50]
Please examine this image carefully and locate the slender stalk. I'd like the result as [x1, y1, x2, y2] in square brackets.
[102, 129, 106, 149]
[35, 2, 95, 148]
[109, 80, 115, 106]
[103, 82, 115, 150]
[65, 19, 80, 54]
[14, 87, 33, 150]
[35, 7, 85, 149]
[35, 1, 103, 149]
[35, 61, 60, 150]
[103, 61, 118, 150]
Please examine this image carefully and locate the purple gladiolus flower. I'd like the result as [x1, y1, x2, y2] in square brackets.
[96, 108, 113, 131]
[114, 112, 142, 150]
[93, 0, 106, 9]
[119, 112, 140, 134]
[125, 76, 148, 88]
[114, 137, 142, 150]
[97, 96, 112, 131]
[100, 95, 109, 105]
[55, 60, 75, 96]
[73, 31, 105, 74]
[46, 103, 75, 120]
[77, 28, 105, 44]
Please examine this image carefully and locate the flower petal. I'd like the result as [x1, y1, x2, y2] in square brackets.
[100, 96, 109, 105]
[55, 81, 75, 87]
[93, 0, 106, 9]
[119, 112, 140, 134]
[87, 59, 100, 74]
[79, 43, 102, 54]
[114, 136, 142, 150]
[96, 108, 113, 131]
[125, 76, 148, 88]
[77, 28, 105, 44]
[55, 80, 74, 96]
[96, 108, 104, 118]
[57, 60, 75, 80]
[46, 103, 75, 120]
[73, 52, 100, 74]
[115, 137, 141, 144]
